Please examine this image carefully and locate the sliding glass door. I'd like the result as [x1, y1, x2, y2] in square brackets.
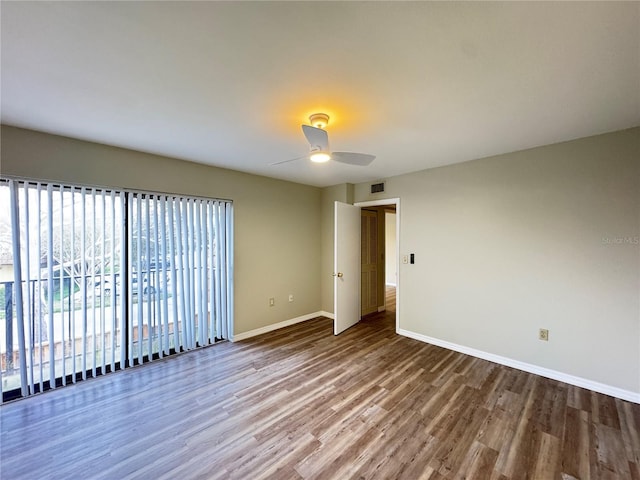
[125, 193, 232, 364]
[0, 179, 233, 402]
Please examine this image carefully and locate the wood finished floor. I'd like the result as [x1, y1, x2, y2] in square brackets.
[1, 289, 639, 479]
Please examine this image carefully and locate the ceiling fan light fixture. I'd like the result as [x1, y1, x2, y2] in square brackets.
[309, 113, 330, 129]
[310, 151, 331, 163]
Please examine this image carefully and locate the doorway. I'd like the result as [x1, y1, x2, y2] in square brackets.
[356, 198, 399, 333]
[360, 206, 397, 319]
[333, 198, 400, 335]
[360, 208, 379, 317]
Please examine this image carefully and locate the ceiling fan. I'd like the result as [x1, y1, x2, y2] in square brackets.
[270, 113, 375, 167]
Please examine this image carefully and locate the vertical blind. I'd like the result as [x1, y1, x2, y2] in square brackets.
[0, 179, 233, 402]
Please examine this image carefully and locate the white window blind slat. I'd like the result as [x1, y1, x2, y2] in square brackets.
[160, 197, 169, 356]
[70, 188, 77, 384]
[145, 196, 152, 361]
[110, 190, 117, 371]
[185, 199, 194, 350]
[127, 193, 134, 367]
[207, 202, 215, 342]
[185, 199, 192, 350]
[201, 201, 208, 345]
[99, 190, 106, 375]
[175, 199, 185, 350]
[167, 200, 179, 351]
[196, 200, 205, 346]
[46, 185, 55, 386]
[36, 184, 44, 390]
[219, 203, 228, 340]
[135, 196, 143, 364]
[58, 187, 66, 386]
[227, 203, 234, 340]
[90, 189, 97, 378]
[119, 191, 127, 369]
[80, 187, 87, 380]
[22, 185, 34, 394]
[153, 196, 163, 359]
[9, 180, 28, 397]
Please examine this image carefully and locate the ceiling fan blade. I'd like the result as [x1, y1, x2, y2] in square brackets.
[331, 152, 376, 166]
[302, 125, 329, 150]
[269, 155, 307, 166]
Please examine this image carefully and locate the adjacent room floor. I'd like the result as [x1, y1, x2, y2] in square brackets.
[1, 297, 638, 479]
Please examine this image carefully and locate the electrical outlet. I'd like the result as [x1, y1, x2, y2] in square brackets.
[269, 297, 275, 307]
[539, 328, 549, 341]
[402, 255, 409, 264]
[288, 294, 294, 303]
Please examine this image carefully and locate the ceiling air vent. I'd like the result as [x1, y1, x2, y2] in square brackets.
[370, 182, 385, 194]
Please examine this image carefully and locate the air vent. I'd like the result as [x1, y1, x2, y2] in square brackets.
[370, 182, 385, 194]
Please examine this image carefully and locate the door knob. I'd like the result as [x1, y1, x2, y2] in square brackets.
[333, 272, 344, 278]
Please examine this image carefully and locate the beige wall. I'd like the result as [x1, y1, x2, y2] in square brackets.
[0, 125, 322, 336]
[353, 127, 640, 394]
[385, 212, 397, 286]
[374, 206, 386, 309]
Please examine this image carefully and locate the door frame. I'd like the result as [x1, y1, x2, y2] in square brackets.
[354, 197, 400, 333]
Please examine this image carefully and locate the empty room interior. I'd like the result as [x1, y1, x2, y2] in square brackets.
[0, 2, 639, 479]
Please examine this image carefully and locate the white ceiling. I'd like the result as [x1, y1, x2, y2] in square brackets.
[2, 2, 639, 188]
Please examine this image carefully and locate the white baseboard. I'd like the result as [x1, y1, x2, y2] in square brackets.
[231, 311, 333, 342]
[378, 306, 386, 312]
[386, 282, 396, 287]
[398, 328, 640, 404]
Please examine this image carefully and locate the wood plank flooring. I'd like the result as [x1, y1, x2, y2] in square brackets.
[1, 291, 639, 479]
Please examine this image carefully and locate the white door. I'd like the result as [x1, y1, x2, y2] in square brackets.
[334, 201, 361, 335]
